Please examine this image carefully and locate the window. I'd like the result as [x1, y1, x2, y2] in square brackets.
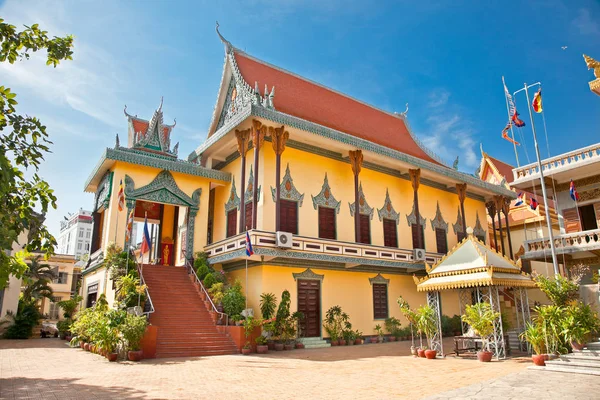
[383, 218, 397, 248]
[372, 283, 388, 319]
[226, 209, 237, 237]
[77, 242, 82, 250]
[411, 223, 425, 249]
[435, 228, 448, 254]
[85, 243, 90, 251]
[49, 298, 62, 319]
[280, 200, 298, 234]
[56, 272, 68, 284]
[244, 202, 253, 231]
[86, 231, 91, 238]
[79, 230, 84, 238]
[359, 214, 371, 244]
[318, 207, 336, 239]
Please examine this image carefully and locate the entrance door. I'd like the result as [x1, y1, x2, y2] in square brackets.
[297, 279, 320, 338]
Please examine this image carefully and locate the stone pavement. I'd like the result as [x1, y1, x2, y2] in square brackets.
[0, 338, 595, 399]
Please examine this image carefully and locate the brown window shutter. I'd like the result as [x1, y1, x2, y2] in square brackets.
[226, 209, 237, 238]
[280, 200, 298, 234]
[594, 203, 600, 229]
[318, 207, 336, 239]
[411, 224, 425, 249]
[435, 228, 448, 254]
[562, 207, 581, 233]
[383, 218, 398, 248]
[372, 283, 388, 319]
[359, 214, 371, 244]
[244, 202, 253, 231]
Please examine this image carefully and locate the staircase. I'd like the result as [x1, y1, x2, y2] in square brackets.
[541, 342, 600, 376]
[142, 265, 238, 358]
[297, 337, 331, 349]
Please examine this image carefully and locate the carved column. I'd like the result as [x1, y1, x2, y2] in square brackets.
[486, 201, 498, 251]
[251, 120, 266, 230]
[270, 125, 289, 231]
[409, 169, 422, 249]
[349, 150, 364, 243]
[186, 208, 198, 262]
[235, 128, 251, 233]
[494, 196, 505, 256]
[503, 198, 514, 259]
[456, 183, 467, 237]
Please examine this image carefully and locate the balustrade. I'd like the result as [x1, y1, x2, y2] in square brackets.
[524, 228, 600, 254]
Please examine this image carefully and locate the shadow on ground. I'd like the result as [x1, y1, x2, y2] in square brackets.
[0, 377, 148, 399]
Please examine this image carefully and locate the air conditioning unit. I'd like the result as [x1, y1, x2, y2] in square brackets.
[276, 231, 293, 249]
[413, 248, 426, 261]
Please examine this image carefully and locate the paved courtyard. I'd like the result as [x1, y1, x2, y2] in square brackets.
[1, 338, 598, 399]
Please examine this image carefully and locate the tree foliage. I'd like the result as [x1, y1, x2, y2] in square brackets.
[0, 18, 74, 288]
[21, 255, 57, 302]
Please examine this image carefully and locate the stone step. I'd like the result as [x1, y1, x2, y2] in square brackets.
[559, 354, 600, 363]
[586, 342, 600, 350]
[546, 360, 600, 370]
[573, 349, 600, 357]
[303, 343, 332, 349]
[531, 365, 600, 376]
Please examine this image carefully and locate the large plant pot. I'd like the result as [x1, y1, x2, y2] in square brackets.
[532, 354, 546, 366]
[242, 348, 251, 355]
[80, 342, 85, 349]
[274, 343, 284, 351]
[267, 341, 276, 351]
[284, 344, 294, 351]
[425, 350, 437, 359]
[339, 339, 347, 346]
[128, 350, 143, 361]
[83, 343, 90, 351]
[257, 345, 269, 354]
[370, 337, 379, 344]
[389, 336, 396, 342]
[417, 348, 426, 358]
[477, 351, 493, 362]
[571, 341, 585, 351]
[295, 342, 305, 349]
[347, 340, 354, 346]
[330, 340, 339, 346]
[65, 336, 72, 342]
[107, 353, 118, 362]
[354, 339, 362, 345]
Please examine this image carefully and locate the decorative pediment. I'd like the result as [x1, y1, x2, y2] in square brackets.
[94, 171, 113, 211]
[124, 98, 178, 157]
[311, 173, 341, 213]
[405, 203, 426, 227]
[225, 177, 241, 214]
[292, 268, 324, 281]
[430, 202, 448, 232]
[349, 183, 374, 219]
[244, 165, 261, 204]
[271, 164, 304, 206]
[452, 207, 464, 234]
[473, 212, 486, 241]
[377, 189, 399, 224]
[124, 170, 200, 209]
[369, 273, 390, 285]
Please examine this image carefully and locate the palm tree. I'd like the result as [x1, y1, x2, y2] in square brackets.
[21, 256, 57, 302]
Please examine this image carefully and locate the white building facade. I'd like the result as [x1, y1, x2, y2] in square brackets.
[57, 209, 93, 260]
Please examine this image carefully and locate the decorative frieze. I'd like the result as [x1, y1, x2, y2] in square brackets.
[225, 177, 241, 214]
[579, 188, 600, 202]
[430, 202, 448, 232]
[271, 164, 305, 206]
[311, 173, 341, 213]
[377, 189, 399, 224]
[349, 183, 374, 219]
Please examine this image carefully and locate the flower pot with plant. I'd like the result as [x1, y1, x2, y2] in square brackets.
[323, 305, 345, 346]
[520, 322, 547, 366]
[242, 343, 252, 355]
[415, 305, 438, 359]
[385, 317, 402, 342]
[461, 302, 500, 362]
[562, 301, 600, 351]
[397, 296, 419, 356]
[256, 335, 269, 354]
[121, 314, 147, 361]
[354, 330, 363, 345]
[374, 324, 385, 343]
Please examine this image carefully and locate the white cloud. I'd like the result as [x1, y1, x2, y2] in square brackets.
[427, 89, 451, 108]
[573, 8, 600, 36]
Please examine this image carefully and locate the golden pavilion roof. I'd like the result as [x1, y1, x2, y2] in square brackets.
[414, 234, 535, 292]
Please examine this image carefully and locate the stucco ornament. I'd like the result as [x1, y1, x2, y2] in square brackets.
[377, 189, 399, 224]
[271, 163, 304, 206]
[349, 183, 374, 220]
[311, 173, 341, 213]
[225, 177, 241, 214]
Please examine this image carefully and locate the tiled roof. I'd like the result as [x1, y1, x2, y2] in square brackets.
[234, 51, 442, 165]
[488, 155, 515, 183]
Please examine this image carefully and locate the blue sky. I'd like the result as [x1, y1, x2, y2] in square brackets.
[1, 0, 599, 239]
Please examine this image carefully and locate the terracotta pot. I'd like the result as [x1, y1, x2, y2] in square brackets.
[389, 336, 396, 342]
[339, 339, 347, 346]
[417, 348, 426, 358]
[274, 343, 284, 351]
[65, 336, 72, 342]
[295, 343, 305, 349]
[532, 354, 546, 366]
[331, 340, 339, 346]
[257, 345, 269, 354]
[571, 341, 585, 351]
[425, 350, 437, 359]
[267, 341, 276, 351]
[354, 339, 362, 345]
[80, 342, 85, 349]
[242, 348, 252, 355]
[107, 353, 118, 362]
[347, 340, 354, 346]
[477, 351, 493, 362]
[84, 343, 90, 351]
[371, 337, 379, 344]
[128, 350, 143, 361]
[284, 344, 294, 351]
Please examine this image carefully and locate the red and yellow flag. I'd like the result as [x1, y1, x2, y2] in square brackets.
[501, 122, 520, 146]
[117, 179, 125, 212]
[532, 88, 543, 113]
[125, 209, 134, 244]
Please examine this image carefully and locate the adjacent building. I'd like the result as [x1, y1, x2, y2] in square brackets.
[57, 209, 93, 259]
[33, 254, 80, 320]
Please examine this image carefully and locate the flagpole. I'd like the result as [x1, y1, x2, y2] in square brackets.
[516, 82, 559, 276]
[502, 76, 520, 167]
[114, 210, 119, 244]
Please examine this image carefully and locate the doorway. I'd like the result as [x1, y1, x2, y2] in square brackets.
[579, 204, 598, 231]
[297, 279, 321, 338]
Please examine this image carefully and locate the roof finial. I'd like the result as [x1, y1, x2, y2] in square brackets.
[395, 103, 409, 118]
[158, 96, 164, 112]
[172, 118, 176, 128]
[216, 21, 232, 52]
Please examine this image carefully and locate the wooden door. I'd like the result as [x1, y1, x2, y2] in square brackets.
[318, 207, 336, 239]
[244, 202, 253, 231]
[297, 279, 320, 338]
[359, 214, 371, 244]
[226, 209, 237, 237]
[411, 223, 425, 249]
[280, 199, 298, 234]
[383, 218, 397, 247]
[562, 207, 581, 233]
[435, 228, 448, 254]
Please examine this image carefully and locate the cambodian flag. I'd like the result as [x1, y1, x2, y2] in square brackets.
[570, 180, 580, 201]
[514, 192, 524, 207]
[530, 198, 539, 211]
[140, 215, 151, 254]
[245, 231, 254, 257]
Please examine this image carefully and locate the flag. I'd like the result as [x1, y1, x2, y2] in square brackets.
[125, 209, 134, 244]
[514, 192, 524, 207]
[530, 197, 539, 211]
[511, 111, 526, 128]
[140, 215, 151, 254]
[532, 88, 543, 113]
[501, 122, 520, 145]
[570, 180, 580, 201]
[245, 231, 254, 257]
[117, 179, 125, 212]
[503, 78, 516, 116]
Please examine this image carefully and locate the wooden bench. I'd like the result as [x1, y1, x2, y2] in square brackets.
[453, 336, 481, 356]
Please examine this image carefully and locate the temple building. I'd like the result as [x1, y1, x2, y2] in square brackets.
[80, 28, 518, 353]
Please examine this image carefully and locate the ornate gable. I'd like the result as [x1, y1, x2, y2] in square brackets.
[244, 165, 261, 204]
[271, 164, 304, 206]
[473, 212, 486, 241]
[452, 207, 464, 234]
[377, 189, 399, 224]
[349, 183, 374, 219]
[225, 177, 241, 214]
[311, 173, 341, 213]
[406, 204, 426, 227]
[123, 98, 178, 157]
[124, 170, 200, 209]
[430, 202, 448, 232]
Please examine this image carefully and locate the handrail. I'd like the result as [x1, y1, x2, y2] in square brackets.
[137, 259, 155, 318]
[185, 259, 228, 326]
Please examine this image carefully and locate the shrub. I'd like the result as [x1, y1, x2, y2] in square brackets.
[3, 301, 41, 339]
[533, 273, 580, 307]
[384, 317, 402, 338]
[222, 280, 246, 317]
[259, 292, 277, 319]
[115, 274, 147, 309]
[276, 290, 291, 336]
[57, 319, 72, 335]
[208, 282, 225, 305]
[203, 273, 217, 289]
[121, 314, 148, 351]
[196, 263, 211, 281]
[57, 296, 83, 319]
[461, 302, 499, 352]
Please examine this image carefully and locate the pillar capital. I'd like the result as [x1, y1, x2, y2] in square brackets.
[493, 195, 506, 214]
[251, 119, 266, 150]
[456, 183, 467, 204]
[486, 200, 497, 215]
[269, 125, 289, 156]
[409, 168, 421, 191]
[235, 128, 251, 156]
[349, 150, 363, 176]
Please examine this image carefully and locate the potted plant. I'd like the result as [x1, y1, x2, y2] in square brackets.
[461, 302, 500, 362]
[397, 297, 418, 355]
[121, 314, 147, 361]
[57, 319, 72, 340]
[374, 324, 384, 343]
[354, 330, 363, 345]
[259, 292, 277, 319]
[256, 335, 269, 354]
[97, 322, 120, 362]
[222, 280, 246, 323]
[263, 319, 277, 350]
[242, 342, 252, 355]
[291, 311, 305, 349]
[415, 305, 438, 359]
[385, 317, 401, 342]
[323, 305, 343, 346]
[562, 301, 600, 351]
[520, 322, 547, 366]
